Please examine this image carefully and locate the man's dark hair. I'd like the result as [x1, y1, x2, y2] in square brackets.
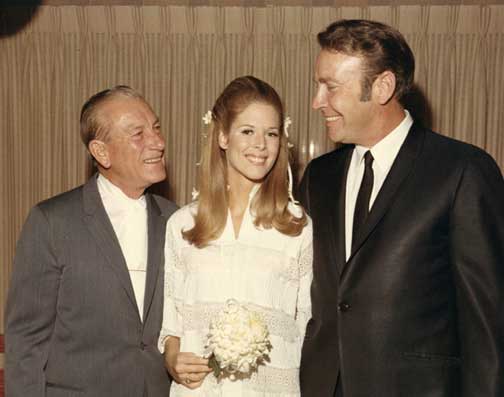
[318, 19, 415, 101]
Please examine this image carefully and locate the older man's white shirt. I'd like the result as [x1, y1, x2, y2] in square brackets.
[97, 174, 148, 321]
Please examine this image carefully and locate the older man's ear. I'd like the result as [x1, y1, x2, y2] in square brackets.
[89, 139, 111, 169]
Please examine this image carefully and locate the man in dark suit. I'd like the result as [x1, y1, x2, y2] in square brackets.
[299, 19, 504, 397]
[5, 86, 177, 397]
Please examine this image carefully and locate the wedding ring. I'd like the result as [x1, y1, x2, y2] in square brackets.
[185, 378, 191, 384]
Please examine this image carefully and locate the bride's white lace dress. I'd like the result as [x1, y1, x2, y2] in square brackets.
[158, 196, 312, 396]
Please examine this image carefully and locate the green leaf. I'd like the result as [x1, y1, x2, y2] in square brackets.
[208, 354, 221, 378]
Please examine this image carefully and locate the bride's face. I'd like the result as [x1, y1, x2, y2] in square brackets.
[218, 101, 281, 189]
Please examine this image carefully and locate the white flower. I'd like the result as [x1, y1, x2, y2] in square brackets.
[284, 116, 295, 149]
[202, 110, 213, 125]
[283, 116, 292, 138]
[191, 188, 200, 200]
[206, 300, 271, 378]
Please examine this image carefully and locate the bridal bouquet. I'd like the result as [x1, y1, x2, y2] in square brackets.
[206, 299, 272, 378]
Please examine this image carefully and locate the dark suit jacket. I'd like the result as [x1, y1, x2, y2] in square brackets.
[299, 124, 504, 397]
[5, 175, 178, 397]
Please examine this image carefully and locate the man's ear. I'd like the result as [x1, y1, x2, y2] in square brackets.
[218, 130, 229, 150]
[372, 70, 396, 105]
[88, 139, 111, 168]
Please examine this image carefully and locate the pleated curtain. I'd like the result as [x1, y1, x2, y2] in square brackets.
[1, 3, 503, 331]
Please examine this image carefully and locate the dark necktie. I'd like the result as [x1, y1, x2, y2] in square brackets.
[352, 150, 374, 251]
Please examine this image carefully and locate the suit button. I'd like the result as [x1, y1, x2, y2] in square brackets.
[338, 302, 351, 312]
[140, 342, 146, 350]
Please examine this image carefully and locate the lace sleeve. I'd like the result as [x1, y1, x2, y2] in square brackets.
[158, 220, 186, 353]
[295, 223, 313, 340]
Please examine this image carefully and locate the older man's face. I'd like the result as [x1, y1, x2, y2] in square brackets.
[95, 96, 166, 198]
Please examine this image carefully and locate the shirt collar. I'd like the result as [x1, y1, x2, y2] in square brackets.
[354, 110, 413, 172]
[97, 174, 147, 211]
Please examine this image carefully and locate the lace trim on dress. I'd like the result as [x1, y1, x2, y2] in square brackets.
[281, 244, 313, 281]
[298, 243, 313, 278]
[182, 302, 300, 342]
[166, 226, 186, 271]
[205, 365, 300, 394]
[164, 227, 186, 299]
[295, 307, 310, 323]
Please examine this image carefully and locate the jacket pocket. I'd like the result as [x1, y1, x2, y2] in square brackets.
[399, 352, 461, 396]
[46, 382, 84, 397]
[403, 351, 461, 366]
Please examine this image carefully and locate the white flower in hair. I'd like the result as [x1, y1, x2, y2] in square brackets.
[191, 110, 213, 203]
[191, 188, 200, 200]
[284, 116, 292, 137]
[284, 116, 294, 148]
[283, 116, 299, 205]
[202, 110, 213, 125]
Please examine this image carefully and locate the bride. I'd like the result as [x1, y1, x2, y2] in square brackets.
[159, 75, 313, 396]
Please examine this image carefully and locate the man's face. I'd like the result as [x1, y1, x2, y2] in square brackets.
[312, 50, 378, 146]
[93, 96, 166, 198]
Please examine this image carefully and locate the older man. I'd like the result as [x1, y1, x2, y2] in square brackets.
[5, 86, 177, 397]
[300, 19, 504, 397]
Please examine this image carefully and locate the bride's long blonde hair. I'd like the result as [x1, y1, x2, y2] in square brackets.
[183, 76, 307, 248]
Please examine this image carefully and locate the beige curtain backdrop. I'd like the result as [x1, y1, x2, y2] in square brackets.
[1, 4, 503, 332]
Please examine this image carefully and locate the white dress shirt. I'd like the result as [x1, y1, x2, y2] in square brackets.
[97, 174, 148, 321]
[345, 110, 413, 260]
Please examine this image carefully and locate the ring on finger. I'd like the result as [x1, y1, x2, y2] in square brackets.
[185, 377, 191, 384]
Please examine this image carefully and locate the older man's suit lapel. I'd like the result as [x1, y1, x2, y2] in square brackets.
[82, 176, 140, 319]
[343, 124, 425, 276]
[143, 195, 166, 322]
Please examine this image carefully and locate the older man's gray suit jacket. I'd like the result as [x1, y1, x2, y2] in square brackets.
[5, 175, 177, 397]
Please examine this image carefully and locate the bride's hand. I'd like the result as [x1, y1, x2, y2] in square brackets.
[164, 337, 212, 389]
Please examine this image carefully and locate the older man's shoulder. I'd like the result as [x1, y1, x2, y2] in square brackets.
[36, 184, 85, 213]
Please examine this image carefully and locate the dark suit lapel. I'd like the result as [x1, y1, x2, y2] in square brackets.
[82, 175, 139, 317]
[346, 124, 425, 265]
[314, 146, 352, 275]
[142, 195, 166, 322]
[332, 149, 352, 272]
